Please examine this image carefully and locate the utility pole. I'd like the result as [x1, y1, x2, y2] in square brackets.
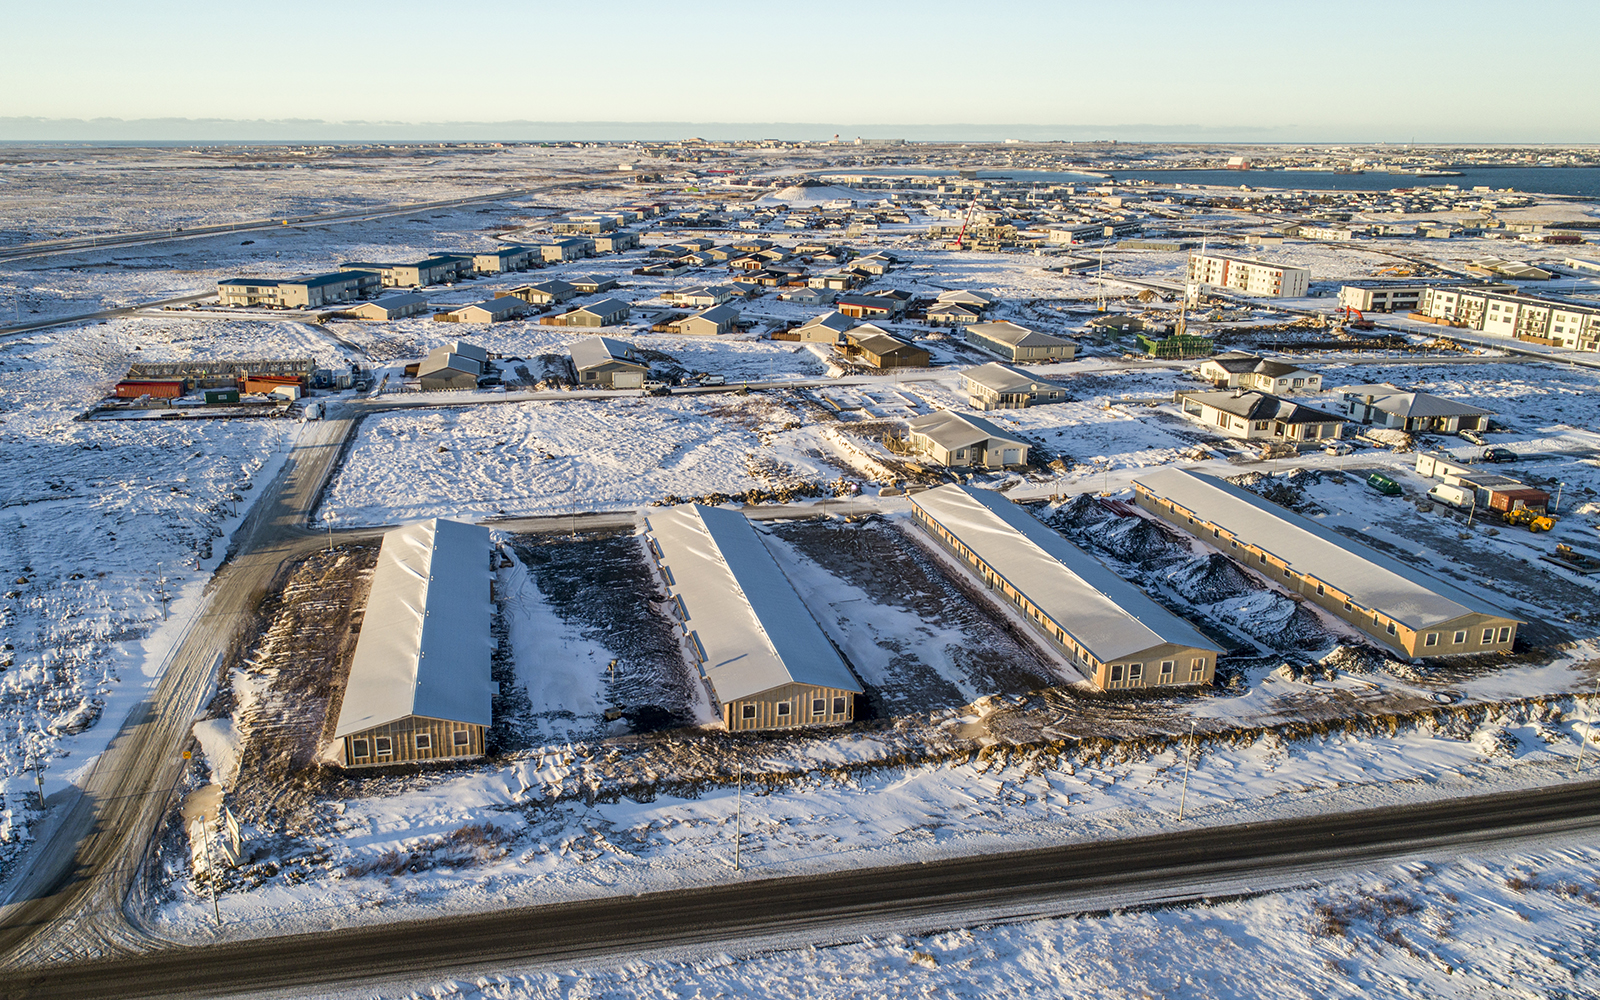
[1577, 674, 1600, 776]
[734, 764, 743, 871]
[1554, 481, 1565, 513]
[156, 562, 169, 621]
[1178, 718, 1197, 821]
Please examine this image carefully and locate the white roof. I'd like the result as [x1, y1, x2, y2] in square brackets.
[334, 519, 494, 737]
[577, 297, 632, 318]
[962, 362, 1064, 395]
[908, 411, 1027, 450]
[363, 292, 427, 310]
[935, 289, 996, 306]
[1131, 468, 1519, 630]
[418, 353, 480, 377]
[1330, 383, 1494, 419]
[645, 505, 861, 703]
[570, 335, 643, 371]
[911, 486, 1220, 663]
[799, 311, 857, 334]
[454, 299, 521, 319]
[966, 321, 1073, 349]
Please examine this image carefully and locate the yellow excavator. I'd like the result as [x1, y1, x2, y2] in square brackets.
[1504, 508, 1556, 532]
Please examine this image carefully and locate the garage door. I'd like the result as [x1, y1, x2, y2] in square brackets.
[1002, 448, 1021, 465]
[614, 372, 643, 389]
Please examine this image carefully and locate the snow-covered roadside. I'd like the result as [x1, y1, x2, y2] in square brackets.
[151, 686, 1600, 943]
[315, 838, 1600, 1000]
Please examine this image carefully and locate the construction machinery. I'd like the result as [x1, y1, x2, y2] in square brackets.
[1337, 305, 1376, 330]
[946, 193, 981, 250]
[1504, 507, 1556, 532]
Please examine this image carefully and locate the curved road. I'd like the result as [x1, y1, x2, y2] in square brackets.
[3, 778, 1598, 999]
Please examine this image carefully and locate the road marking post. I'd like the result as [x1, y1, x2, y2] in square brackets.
[734, 764, 742, 872]
[1178, 719, 1197, 821]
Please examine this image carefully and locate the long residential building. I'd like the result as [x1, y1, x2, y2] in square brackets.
[1418, 285, 1600, 352]
[217, 271, 379, 308]
[1187, 252, 1310, 298]
[964, 321, 1077, 362]
[910, 485, 1223, 690]
[644, 505, 862, 731]
[334, 519, 495, 767]
[1131, 468, 1522, 658]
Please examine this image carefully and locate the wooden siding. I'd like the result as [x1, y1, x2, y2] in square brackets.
[342, 716, 486, 768]
[911, 507, 1215, 690]
[1133, 488, 1518, 657]
[721, 683, 857, 732]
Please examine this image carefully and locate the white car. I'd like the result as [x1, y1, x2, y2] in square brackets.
[1323, 441, 1354, 456]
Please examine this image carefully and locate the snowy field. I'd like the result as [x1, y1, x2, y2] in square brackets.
[0, 324, 296, 862]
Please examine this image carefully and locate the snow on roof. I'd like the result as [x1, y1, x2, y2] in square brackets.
[961, 362, 1064, 395]
[799, 311, 856, 333]
[576, 297, 631, 317]
[646, 505, 861, 704]
[446, 341, 488, 363]
[935, 289, 997, 306]
[1131, 468, 1519, 630]
[965, 321, 1073, 348]
[569, 335, 643, 371]
[911, 485, 1220, 663]
[1331, 384, 1494, 419]
[418, 353, 481, 378]
[908, 411, 1027, 450]
[334, 519, 494, 737]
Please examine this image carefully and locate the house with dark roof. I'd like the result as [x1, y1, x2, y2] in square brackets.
[962, 363, 1068, 410]
[1175, 389, 1347, 443]
[570, 336, 648, 388]
[835, 327, 929, 368]
[1198, 351, 1322, 392]
[1327, 383, 1493, 435]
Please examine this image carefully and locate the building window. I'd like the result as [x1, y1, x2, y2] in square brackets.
[1481, 628, 1495, 645]
[1386, 621, 1397, 636]
[453, 730, 470, 747]
[374, 737, 393, 756]
[1189, 658, 1206, 682]
[352, 739, 370, 759]
[1454, 630, 1467, 644]
[1160, 661, 1174, 682]
[1498, 626, 1512, 643]
[833, 697, 847, 714]
[1110, 664, 1124, 683]
[1317, 583, 1326, 596]
[1425, 633, 1439, 647]
[776, 701, 792, 717]
[415, 733, 431, 751]
[741, 704, 757, 719]
[812, 698, 827, 715]
[1128, 663, 1143, 683]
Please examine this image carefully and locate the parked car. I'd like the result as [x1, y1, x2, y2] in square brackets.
[699, 374, 727, 386]
[1366, 472, 1403, 497]
[1482, 447, 1518, 463]
[1323, 441, 1354, 456]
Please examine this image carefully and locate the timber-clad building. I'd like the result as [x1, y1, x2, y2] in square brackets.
[909, 485, 1223, 690]
[1132, 468, 1522, 657]
[333, 519, 495, 767]
[644, 505, 862, 731]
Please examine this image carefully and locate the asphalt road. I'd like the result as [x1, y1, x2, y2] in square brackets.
[4, 779, 1598, 1000]
[0, 292, 216, 339]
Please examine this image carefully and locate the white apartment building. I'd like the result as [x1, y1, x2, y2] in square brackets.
[1419, 287, 1600, 352]
[1187, 253, 1310, 298]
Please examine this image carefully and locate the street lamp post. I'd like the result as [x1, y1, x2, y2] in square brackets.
[1178, 719, 1197, 821]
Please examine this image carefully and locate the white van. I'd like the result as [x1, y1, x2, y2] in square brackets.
[1427, 482, 1473, 509]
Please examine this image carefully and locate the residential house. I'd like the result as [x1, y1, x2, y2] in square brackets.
[1328, 383, 1493, 435]
[342, 292, 429, 321]
[671, 304, 741, 336]
[906, 411, 1030, 468]
[1175, 389, 1346, 444]
[836, 327, 929, 368]
[964, 321, 1077, 362]
[962, 363, 1068, 410]
[1197, 351, 1322, 392]
[570, 336, 649, 389]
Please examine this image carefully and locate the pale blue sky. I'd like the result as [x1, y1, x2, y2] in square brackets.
[3, 0, 1596, 141]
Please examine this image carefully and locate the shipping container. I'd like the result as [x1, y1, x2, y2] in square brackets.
[1488, 487, 1549, 514]
[114, 380, 184, 399]
[203, 388, 239, 405]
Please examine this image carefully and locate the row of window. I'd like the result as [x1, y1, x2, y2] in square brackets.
[1105, 658, 1208, 687]
[351, 729, 471, 760]
[740, 696, 848, 720]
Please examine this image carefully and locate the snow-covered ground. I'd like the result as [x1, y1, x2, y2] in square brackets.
[315, 838, 1600, 999]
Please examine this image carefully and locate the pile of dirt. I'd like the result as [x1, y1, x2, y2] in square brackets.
[1044, 493, 1115, 533]
[1166, 553, 1263, 604]
[1218, 591, 1337, 650]
[1317, 643, 1404, 676]
[1227, 468, 1326, 514]
[1096, 516, 1186, 566]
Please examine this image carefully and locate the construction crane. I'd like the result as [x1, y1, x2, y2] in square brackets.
[950, 193, 981, 250]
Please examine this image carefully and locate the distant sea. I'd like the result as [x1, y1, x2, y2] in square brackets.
[821, 165, 1600, 199]
[1106, 167, 1600, 199]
